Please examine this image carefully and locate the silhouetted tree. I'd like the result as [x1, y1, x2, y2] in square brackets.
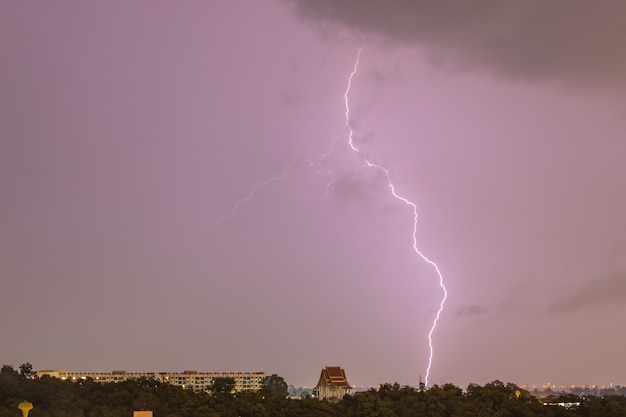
[0, 365, 18, 377]
[210, 377, 235, 395]
[261, 374, 288, 397]
[19, 363, 37, 379]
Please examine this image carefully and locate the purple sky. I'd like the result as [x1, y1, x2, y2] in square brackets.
[2, 1, 626, 389]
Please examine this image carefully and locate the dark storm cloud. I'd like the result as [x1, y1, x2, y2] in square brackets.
[333, 174, 376, 207]
[332, 172, 389, 208]
[549, 271, 626, 314]
[455, 304, 489, 318]
[286, 1, 626, 91]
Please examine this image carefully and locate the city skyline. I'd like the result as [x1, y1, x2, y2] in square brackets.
[2, 1, 625, 389]
[10, 364, 626, 394]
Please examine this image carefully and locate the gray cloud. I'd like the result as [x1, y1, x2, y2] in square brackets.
[332, 171, 393, 209]
[333, 174, 376, 207]
[286, 1, 626, 92]
[455, 304, 489, 318]
[548, 270, 626, 314]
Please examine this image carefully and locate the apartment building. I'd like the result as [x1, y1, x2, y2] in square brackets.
[157, 370, 264, 391]
[36, 369, 265, 392]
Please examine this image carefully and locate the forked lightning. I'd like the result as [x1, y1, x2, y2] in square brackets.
[212, 44, 448, 387]
[343, 46, 447, 387]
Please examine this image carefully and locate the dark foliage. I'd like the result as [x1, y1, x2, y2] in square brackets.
[1, 364, 625, 417]
[261, 374, 288, 398]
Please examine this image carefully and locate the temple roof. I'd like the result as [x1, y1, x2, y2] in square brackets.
[315, 366, 351, 389]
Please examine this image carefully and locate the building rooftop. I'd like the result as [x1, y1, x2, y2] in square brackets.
[316, 366, 351, 389]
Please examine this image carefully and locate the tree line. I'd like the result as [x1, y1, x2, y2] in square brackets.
[2, 364, 626, 417]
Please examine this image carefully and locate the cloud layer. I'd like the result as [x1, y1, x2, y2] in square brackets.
[287, 1, 626, 92]
[549, 271, 626, 314]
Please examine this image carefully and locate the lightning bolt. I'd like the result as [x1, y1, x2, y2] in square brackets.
[205, 44, 447, 387]
[303, 134, 346, 201]
[185, 165, 291, 242]
[210, 135, 345, 227]
[344, 45, 447, 387]
[213, 165, 291, 225]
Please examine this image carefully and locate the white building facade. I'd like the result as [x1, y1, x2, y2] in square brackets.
[37, 369, 264, 392]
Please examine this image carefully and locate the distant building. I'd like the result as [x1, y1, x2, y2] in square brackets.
[36, 370, 264, 392]
[314, 366, 351, 401]
[158, 370, 264, 391]
[37, 370, 155, 383]
[37, 370, 70, 380]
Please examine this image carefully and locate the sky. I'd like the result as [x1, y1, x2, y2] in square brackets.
[2, 0, 626, 389]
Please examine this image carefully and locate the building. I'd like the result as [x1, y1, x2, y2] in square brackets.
[36, 370, 264, 392]
[37, 370, 155, 384]
[157, 371, 264, 391]
[36, 370, 70, 380]
[314, 366, 351, 400]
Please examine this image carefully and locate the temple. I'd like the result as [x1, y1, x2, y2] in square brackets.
[314, 366, 351, 400]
